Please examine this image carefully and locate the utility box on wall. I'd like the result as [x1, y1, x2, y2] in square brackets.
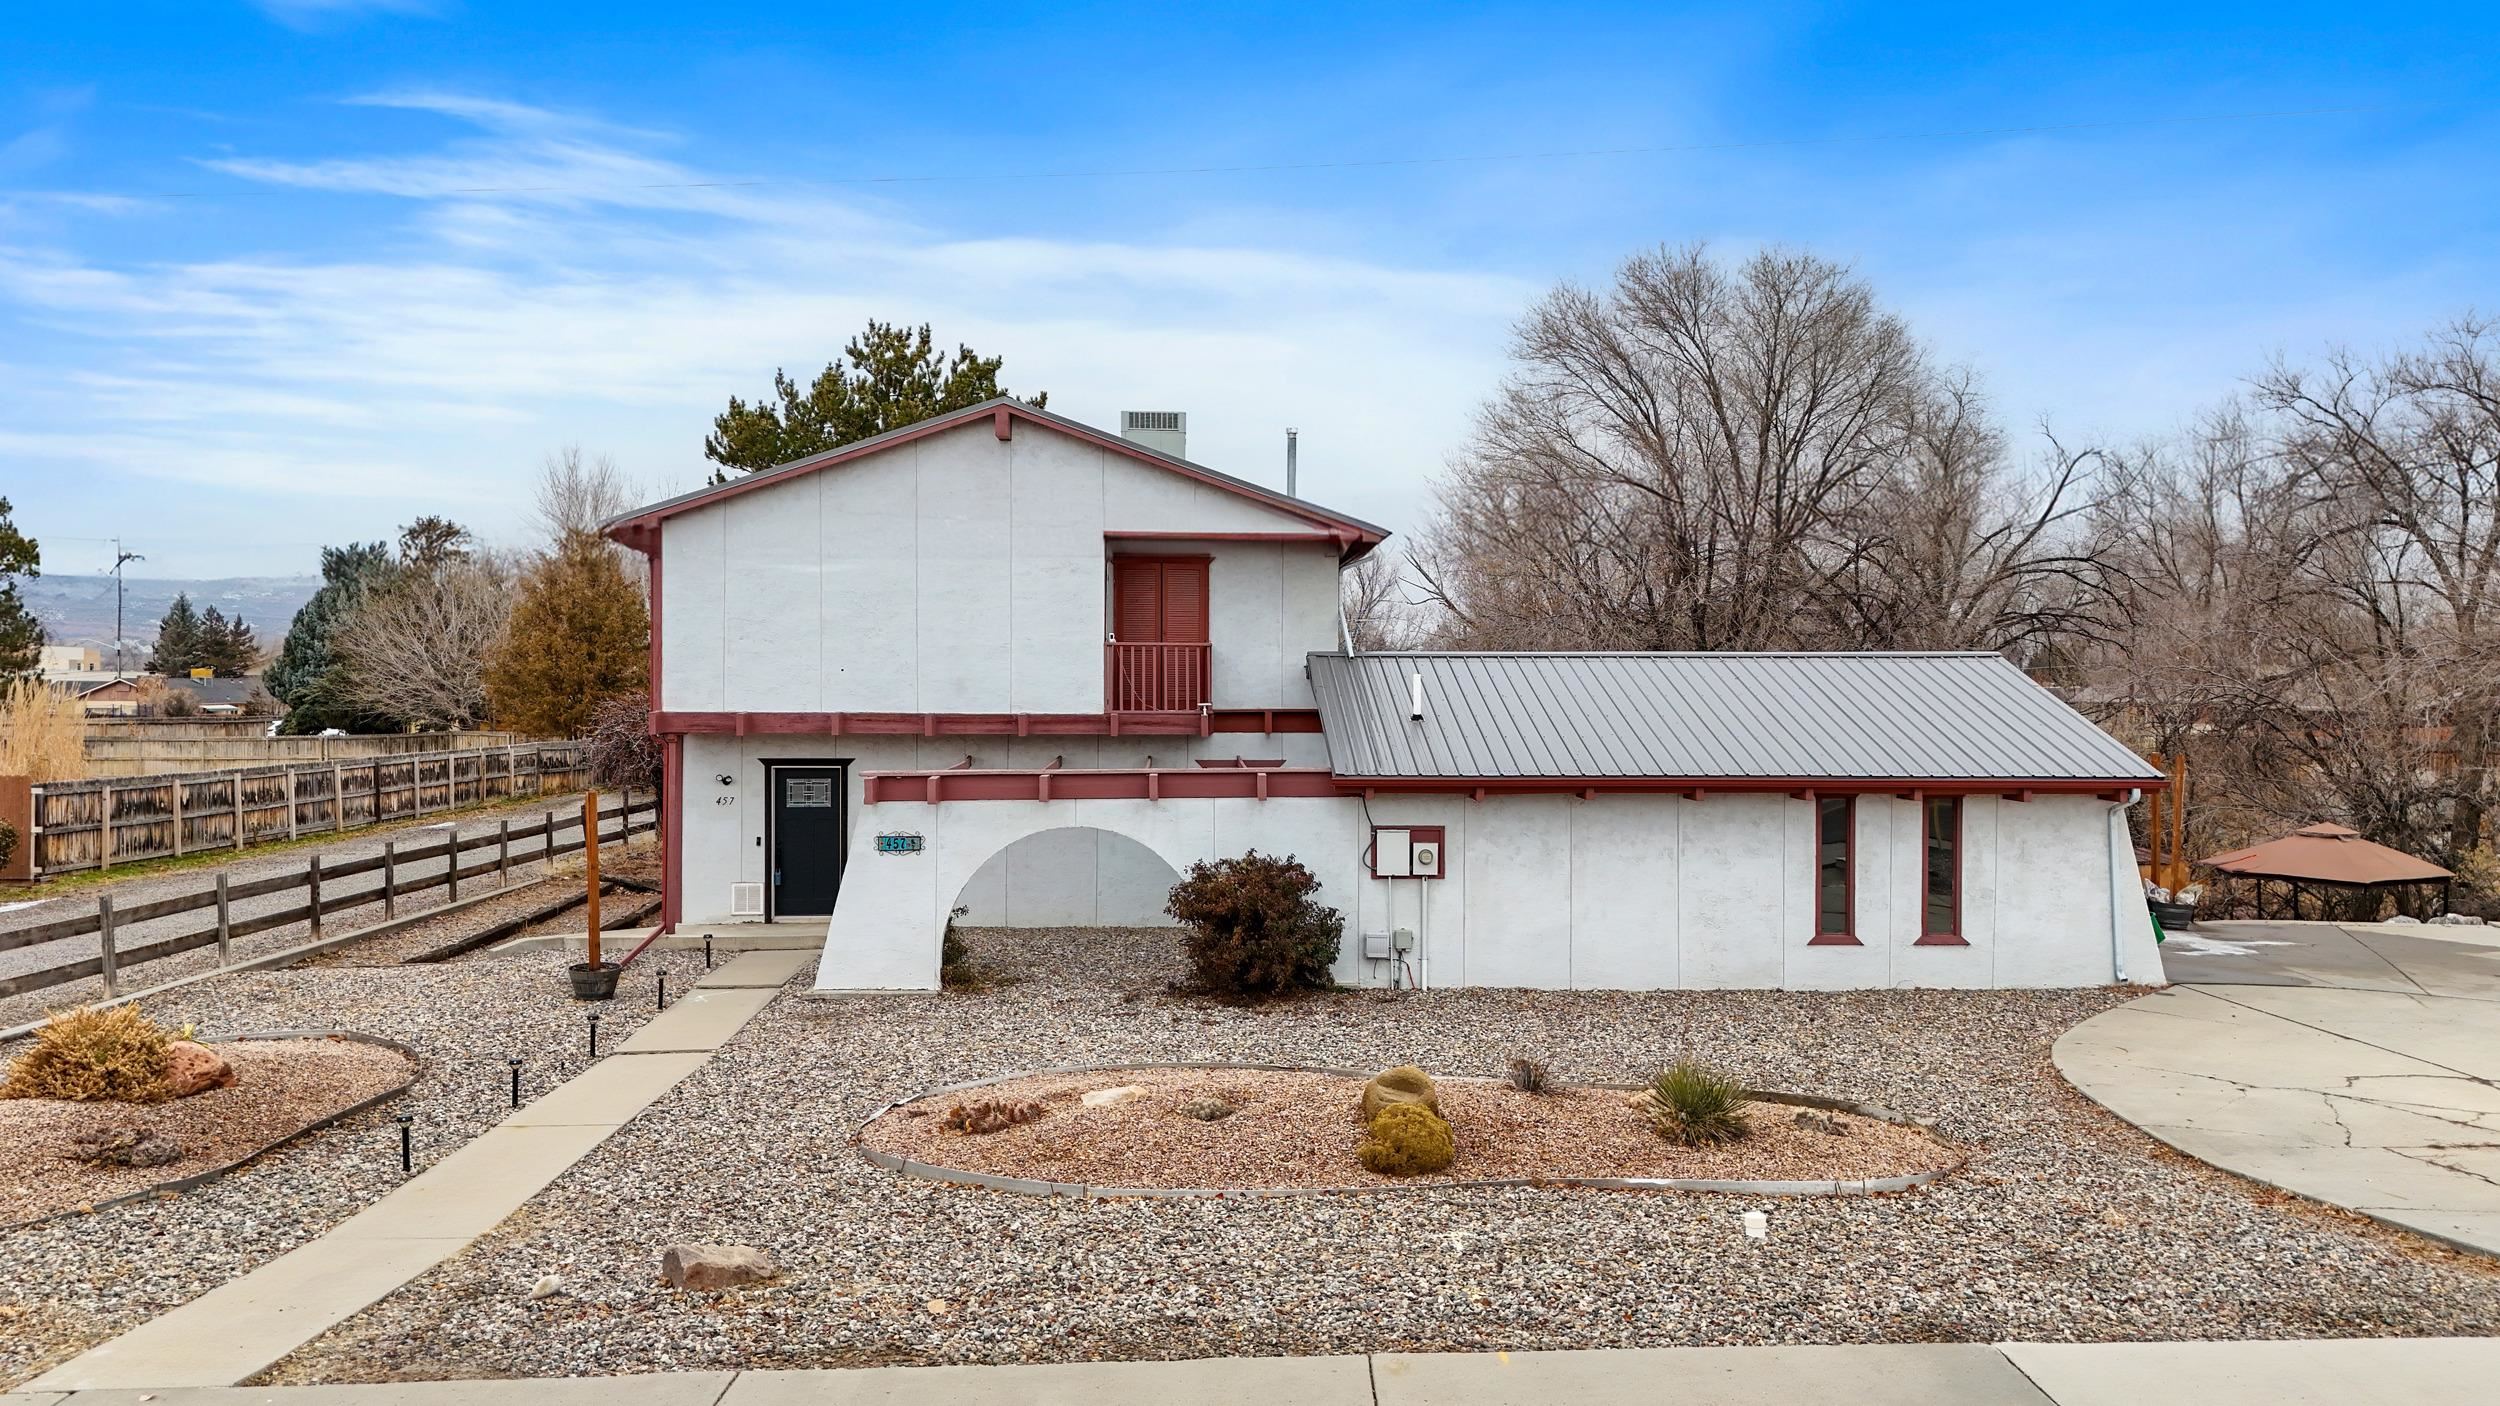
[1370, 825, 1446, 879]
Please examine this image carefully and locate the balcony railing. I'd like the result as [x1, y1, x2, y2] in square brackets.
[1107, 641, 1212, 712]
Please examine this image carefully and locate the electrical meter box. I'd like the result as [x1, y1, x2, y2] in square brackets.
[1370, 825, 1448, 879]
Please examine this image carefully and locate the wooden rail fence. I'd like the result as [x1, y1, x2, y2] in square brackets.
[0, 791, 657, 1000]
[18, 741, 586, 880]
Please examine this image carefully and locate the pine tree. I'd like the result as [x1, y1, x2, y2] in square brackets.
[483, 530, 648, 737]
[147, 593, 205, 674]
[0, 498, 43, 681]
[197, 607, 257, 678]
[265, 541, 398, 732]
[702, 320, 1044, 484]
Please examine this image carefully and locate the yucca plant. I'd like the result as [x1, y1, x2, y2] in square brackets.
[1642, 1058, 1752, 1146]
[1504, 1056, 1561, 1094]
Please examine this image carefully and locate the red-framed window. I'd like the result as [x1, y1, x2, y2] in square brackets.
[1917, 795, 1967, 946]
[1809, 795, 1858, 945]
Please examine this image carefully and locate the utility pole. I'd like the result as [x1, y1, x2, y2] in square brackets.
[110, 541, 144, 678]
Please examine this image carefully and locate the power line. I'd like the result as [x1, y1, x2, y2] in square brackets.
[47, 103, 2382, 203]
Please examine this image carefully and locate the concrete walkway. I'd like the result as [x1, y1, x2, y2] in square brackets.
[23, 947, 817, 1392]
[8, 1339, 2500, 1405]
[2057, 920, 2500, 1257]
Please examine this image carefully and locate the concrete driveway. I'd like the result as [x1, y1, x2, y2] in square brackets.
[2056, 921, 2500, 1256]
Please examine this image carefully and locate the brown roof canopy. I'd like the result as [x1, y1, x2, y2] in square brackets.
[2200, 823, 2454, 887]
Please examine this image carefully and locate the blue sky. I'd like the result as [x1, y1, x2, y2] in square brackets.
[4, 1, 2495, 578]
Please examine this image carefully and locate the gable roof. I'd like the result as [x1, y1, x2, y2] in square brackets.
[1309, 651, 2165, 788]
[604, 397, 1389, 559]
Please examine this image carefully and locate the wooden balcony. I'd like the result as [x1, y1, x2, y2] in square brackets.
[1107, 641, 1211, 712]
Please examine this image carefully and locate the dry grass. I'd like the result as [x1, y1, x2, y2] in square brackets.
[0, 1005, 177, 1103]
[0, 677, 87, 782]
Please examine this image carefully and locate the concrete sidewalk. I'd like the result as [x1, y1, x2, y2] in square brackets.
[22, 947, 818, 1393]
[9, 1339, 2499, 1405]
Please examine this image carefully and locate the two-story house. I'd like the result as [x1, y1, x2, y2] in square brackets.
[606, 398, 2166, 992]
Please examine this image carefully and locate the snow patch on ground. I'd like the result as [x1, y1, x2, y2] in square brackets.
[2165, 933, 2299, 958]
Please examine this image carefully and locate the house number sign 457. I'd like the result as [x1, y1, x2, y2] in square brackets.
[876, 833, 924, 854]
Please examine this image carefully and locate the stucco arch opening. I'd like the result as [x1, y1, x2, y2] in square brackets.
[951, 824, 1186, 929]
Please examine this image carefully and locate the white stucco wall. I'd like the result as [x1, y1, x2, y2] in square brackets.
[807, 788, 2166, 992]
[658, 419, 1344, 716]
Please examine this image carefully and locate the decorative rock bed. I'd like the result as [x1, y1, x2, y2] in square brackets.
[0, 1031, 418, 1228]
[859, 1062, 1961, 1197]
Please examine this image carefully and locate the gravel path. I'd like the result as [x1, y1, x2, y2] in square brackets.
[0, 793, 648, 1027]
[255, 927, 2500, 1383]
[0, 942, 706, 1388]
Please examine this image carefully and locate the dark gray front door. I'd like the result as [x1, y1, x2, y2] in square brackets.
[769, 765, 847, 918]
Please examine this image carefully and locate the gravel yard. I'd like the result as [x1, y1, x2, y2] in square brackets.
[0, 1037, 417, 1227]
[257, 926, 2500, 1384]
[0, 942, 705, 1389]
[865, 1068, 1957, 1189]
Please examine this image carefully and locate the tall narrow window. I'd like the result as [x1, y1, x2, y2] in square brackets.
[1810, 796, 1857, 944]
[1919, 796, 1965, 945]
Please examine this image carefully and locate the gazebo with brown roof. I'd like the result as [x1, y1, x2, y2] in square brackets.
[2200, 823, 2455, 920]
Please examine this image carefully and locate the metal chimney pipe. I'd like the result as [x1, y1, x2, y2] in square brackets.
[1286, 427, 1299, 498]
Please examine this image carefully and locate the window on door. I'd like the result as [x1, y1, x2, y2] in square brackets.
[1811, 796, 1857, 944]
[1919, 796, 1965, 945]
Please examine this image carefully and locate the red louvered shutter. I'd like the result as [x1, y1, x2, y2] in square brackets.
[1114, 559, 1164, 642]
[1161, 559, 1208, 643]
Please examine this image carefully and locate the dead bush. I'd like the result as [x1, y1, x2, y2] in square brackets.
[0, 1005, 178, 1103]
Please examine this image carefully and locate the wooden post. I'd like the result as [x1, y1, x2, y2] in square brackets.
[545, 809, 556, 869]
[332, 764, 346, 832]
[621, 786, 632, 847]
[446, 824, 460, 902]
[215, 872, 232, 966]
[99, 782, 114, 872]
[499, 818, 511, 884]
[383, 840, 398, 919]
[170, 776, 186, 858]
[307, 853, 324, 940]
[286, 767, 300, 842]
[98, 894, 117, 997]
[584, 790, 603, 970]
[231, 771, 245, 851]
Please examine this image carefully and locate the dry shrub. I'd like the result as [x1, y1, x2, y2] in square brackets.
[0, 1004, 176, 1103]
[583, 690, 660, 790]
[941, 1098, 1044, 1135]
[1164, 850, 1342, 1001]
[1358, 1102, 1455, 1175]
[1504, 1056, 1562, 1094]
[0, 676, 87, 781]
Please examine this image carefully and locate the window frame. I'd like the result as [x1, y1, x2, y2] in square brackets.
[1916, 794, 1968, 946]
[1808, 794, 1859, 946]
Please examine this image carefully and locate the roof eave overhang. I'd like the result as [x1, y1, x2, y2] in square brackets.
[601, 399, 1389, 557]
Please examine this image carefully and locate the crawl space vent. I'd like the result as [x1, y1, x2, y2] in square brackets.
[729, 882, 765, 917]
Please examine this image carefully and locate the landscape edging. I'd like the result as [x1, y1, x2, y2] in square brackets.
[856, 1060, 1960, 1201]
[6, 1028, 421, 1229]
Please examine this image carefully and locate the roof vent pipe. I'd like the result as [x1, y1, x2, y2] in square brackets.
[1286, 427, 1299, 498]
[1409, 669, 1425, 722]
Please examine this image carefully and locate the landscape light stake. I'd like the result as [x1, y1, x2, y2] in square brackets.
[704, 935, 713, 969]
[656, 970, 667, 1012]
[397, 1114, 413, 1174]
[588, 1012, 601, 1057]
[508, 1058, 523, 1109]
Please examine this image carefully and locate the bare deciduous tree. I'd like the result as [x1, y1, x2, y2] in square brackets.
[536, 445, 648, 593]
[332, 553, 516, 731]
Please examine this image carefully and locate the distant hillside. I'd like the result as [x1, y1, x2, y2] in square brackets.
[24, 575, 321, 655]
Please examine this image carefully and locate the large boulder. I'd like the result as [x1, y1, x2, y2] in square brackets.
[162, 1040, 237, 1098]
[1360, 1064, 1439, 1120]
[660, 1243, 780, 1292]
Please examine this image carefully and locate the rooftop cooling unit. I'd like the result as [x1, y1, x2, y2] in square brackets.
[1120, 410, 1188, 459]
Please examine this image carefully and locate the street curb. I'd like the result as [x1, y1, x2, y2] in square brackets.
[857, 1061, 1961, 1201]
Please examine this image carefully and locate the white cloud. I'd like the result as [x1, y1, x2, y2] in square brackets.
[253, 0, 440, 31]
[1, 93, 1523, 573]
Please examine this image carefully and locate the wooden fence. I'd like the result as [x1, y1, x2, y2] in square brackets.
[18, 741, 586, 880]
[0, 791, 657, 1000]
[81, 724, 524, 778]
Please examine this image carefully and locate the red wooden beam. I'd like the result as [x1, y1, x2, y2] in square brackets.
[862, 767, 1339, 805]
[652, 709, 1322, 737]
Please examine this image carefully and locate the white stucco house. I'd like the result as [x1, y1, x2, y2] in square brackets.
[605, 398, 2166, 993]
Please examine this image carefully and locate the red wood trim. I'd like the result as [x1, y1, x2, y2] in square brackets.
[1106, 531, 1350, 543]
[1337, 775, 2150, 798]
[605, 401, 1387, 551]
[993, 406, 1011, 439]
[654, 709, 1321, 737]
[862, 767, 1339, 805]
[1806, 932, 1863, 947]
[659, 733, 683, 933]
[1194, 758, 1287, 768]
[1471, 787, 1487, 802]
[644, 539, 664, 720]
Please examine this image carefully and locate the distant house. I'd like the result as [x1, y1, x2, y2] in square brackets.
[55, 673, 277, 718]
[606, 398, 2169, 994]
[37, 644, 101, 676]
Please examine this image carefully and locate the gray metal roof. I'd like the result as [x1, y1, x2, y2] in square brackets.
[1308, 651, 2162, 783]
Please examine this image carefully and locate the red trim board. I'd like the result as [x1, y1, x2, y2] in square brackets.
[651, 709, 1323, 737]
[863, 767, 1339, 805]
